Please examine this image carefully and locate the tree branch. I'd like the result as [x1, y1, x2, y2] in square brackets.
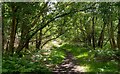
[17, 3, 96, 52]
[41, 28, 70, 48]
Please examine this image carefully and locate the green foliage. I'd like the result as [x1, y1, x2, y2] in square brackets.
[86, 60, 119, 72]
[94, 49, 116, 57]
[48, 47, 66, 64]
[2, 47, 66, 73]
[60, 44, 119, 72]
[2, 2, 120, 73]
[61, 44, 89, 56]
[2, 52, 51, 73]
[89, 45, 120, 62]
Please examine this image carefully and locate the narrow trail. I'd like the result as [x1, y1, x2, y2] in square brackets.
[52, 49, 86, 74]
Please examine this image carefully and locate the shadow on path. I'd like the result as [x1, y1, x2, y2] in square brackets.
[52, 49, 86, 74]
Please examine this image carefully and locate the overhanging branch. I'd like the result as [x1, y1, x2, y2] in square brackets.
[17, 3, 96, 52]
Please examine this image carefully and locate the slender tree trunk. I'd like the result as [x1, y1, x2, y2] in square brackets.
[117, 17, 120, 49]
[24, 27, 30, 49]
[36, 29, 42, 49]
[36, 33, 38, 49]
[17, 20, 27, 53]
[0, 20, 2, 53]
[39, 29, 42, 49]
[109, 21, 116, 48]
[92, 16, 95, 50]
[19, 27, 30, 50]
[84, 19, 92, 46]
[6, 41, 9, 52]
[17, 28, 28, 53]
[98, 21, 106, 48]
[9, 5, 18, 53]
[25, 40, 29, 49]
[2, 15, 4, 53]
[87, 34, 92, 46]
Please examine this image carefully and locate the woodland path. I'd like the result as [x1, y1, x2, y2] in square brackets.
[52, 49, 86, 74]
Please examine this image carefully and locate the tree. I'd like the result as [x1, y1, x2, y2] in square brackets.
[117, 11, 120, 49]
[3, 2, 119, 54]
[116, 2, 120, 49]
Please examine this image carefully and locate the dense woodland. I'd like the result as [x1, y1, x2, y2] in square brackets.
[2, 2, 120, 73]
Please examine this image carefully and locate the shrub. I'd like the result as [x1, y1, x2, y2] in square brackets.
[2, 53, 51, 73]
[90, 48, 119, 62]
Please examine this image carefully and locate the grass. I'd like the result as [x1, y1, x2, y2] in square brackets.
[2, 44, 119, 73]
[59, 44, 119, 72]
[48, 47, 66, 64]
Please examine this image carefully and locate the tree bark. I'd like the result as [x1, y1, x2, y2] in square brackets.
[36, 29, 42, 49]
[17, 21, 29, 52]
[9, 4, 18, 53]
[117, 17, 120, 49]
[25, 40, 29, 49]
[109, 21, 116, 48]
[2, 14, 4, 53]
[98, 21, 106, 48]
[92, 16, 95, 50]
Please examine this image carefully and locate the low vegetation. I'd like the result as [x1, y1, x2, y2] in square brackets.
[2, 2, 120, 73]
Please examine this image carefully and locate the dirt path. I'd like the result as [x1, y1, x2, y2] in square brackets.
[52, 49, 86, 74]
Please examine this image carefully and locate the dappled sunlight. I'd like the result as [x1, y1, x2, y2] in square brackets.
[72, 65, 89, 72]
[76, 52, 88, 59]
[2, 2, 120, 73]
[52, 40, 60, 47]
[43, 40, 63, 49]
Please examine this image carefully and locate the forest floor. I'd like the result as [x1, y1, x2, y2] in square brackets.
[52, 49, 87, 73]
[47, 44, 119, 73]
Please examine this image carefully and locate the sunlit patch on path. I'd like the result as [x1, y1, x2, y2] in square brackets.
[72, 65, 87, 72]
[52, 49, 88, 73]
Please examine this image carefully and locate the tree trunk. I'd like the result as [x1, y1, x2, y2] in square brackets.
[6, 41, 9, 52]
[109, 21, 116, 48]
[84, 18, 92, 46]
[117, 17, 120, 49]
[0, 21, 2, 53]
[36, 29, 42, 49]
[25, 40, 29, 49]
[92, 16, 95, 50]
[87, 34, 92, 46]
[98, 21, 106, 48]
[2, 15, 4, 53]
[17, 25, 28, 53]
[36, 33, 39, 49]
[9, 5, 18, 53]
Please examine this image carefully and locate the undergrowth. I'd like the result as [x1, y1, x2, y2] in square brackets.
[2, 44, 120, 73]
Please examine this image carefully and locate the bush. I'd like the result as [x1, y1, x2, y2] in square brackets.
[48, 47, 66, 64]
[2, 53, 51, 73]
[90, 48, 119, 62]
